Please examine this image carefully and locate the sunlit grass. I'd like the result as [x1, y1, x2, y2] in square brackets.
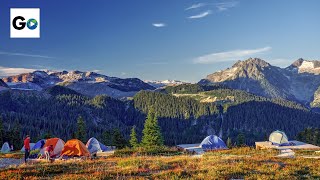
[0, 147, 319, 179]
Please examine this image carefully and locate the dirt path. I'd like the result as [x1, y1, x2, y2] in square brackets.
[0, 158, 23, 169]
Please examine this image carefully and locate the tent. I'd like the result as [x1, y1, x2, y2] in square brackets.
[31, 139, 46, 151]
[40, 138, 65, 157]
[269, 130, 289, 145]
[86, 137, 109, 154]
[21, 143, 35, 152]
[1, 142, 10, 153]
[200, 135, 227, 151]
[61, 139, 90, 157]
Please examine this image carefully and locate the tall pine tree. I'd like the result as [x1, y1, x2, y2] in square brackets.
[76, 116, 87, 143]
[129, 126, 139, 148]
[227, 137, 232, 148]
[0, 117, 4, 146]
[141, 108, 163, 148]
[112, 129, 127, 149]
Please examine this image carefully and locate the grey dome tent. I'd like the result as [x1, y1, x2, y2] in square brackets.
[1, 142, 10, 153]
[269, 130, 289, 145]
[200, 135, 227, 150]
[86, 137, 109, 154]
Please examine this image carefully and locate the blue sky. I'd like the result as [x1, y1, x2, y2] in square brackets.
[0, 0, 319, 82]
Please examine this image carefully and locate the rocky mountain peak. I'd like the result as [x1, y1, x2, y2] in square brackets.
[287, 59, 320, 74]
[232, 58, 270, 68]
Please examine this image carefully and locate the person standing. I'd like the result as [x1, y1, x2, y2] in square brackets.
[23, 135, 31, 163]
[44, 145, 54, 162]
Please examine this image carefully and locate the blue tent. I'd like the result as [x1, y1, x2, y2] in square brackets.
[200, 135, 227, 150]
[86, 137, 109, 154]
[31, 139, 46, 151]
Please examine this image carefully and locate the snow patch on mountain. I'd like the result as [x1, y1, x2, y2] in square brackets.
[145, 80, 187, 88]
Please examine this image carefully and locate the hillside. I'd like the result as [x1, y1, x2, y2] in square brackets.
[199, 58, 320, 106]
[1, 84, 320, 147]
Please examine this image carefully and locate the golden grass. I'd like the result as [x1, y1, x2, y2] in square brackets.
[0, 152, 24, 159]
[0, 148, 319, 179]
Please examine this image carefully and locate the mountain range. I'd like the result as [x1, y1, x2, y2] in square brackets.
[199, 58, 320, 107]
[2, 70, 155, 98]
[1, 59, 320, 147]
[2, 58, 320, 107]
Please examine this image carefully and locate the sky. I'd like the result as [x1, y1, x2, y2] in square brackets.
[0, 0, 320, 82]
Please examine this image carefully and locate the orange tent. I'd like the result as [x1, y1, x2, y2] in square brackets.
[61, 139, 90, 157]
[40, 138, 65, 157]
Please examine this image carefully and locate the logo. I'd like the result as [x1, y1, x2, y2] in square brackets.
[10, 8, 40, 38]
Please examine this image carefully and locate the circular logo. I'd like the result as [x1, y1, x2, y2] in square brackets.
[27, 18, 38, 30]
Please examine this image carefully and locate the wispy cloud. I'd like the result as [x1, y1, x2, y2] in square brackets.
[0, 66, 37, 77]
[188, 10, 212, 19]
[194, 47, 272, 64]
[0, 51, 54, 59]
[92, 70, 101, 73]
[216, 1, 238, 11]
[185, 3, 207, 10]
[152, 23, 167, 28]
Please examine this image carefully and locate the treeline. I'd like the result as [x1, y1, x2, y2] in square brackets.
[134, 91, 218, 119]
[297, 128, 320, 146]
[0, 117, 21, 150]
[164, 84, 227, 94]
[1, 85, 320, 148]
[203, 89, 306, 111]
[0, 89, 139, 145]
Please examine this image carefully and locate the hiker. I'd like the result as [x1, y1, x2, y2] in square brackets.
[44, 145, 54, 162]
[23, 135, 31, 163]
[10, 145, 13, 151]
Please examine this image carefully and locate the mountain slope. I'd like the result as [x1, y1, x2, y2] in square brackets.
[199, 58, 320, 105]
[2, 70, 155, 98]
[0, 79, 9, 91]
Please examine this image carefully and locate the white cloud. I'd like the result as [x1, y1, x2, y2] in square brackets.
[152, 23, 167, 28]
[0, 66, 36, 77]
[91, 70, 101, 73]
[0, 51, 54, 59]
[216, 1, 238, 12]
[188, 10, 212, 19]
[185, 3, 206, 10]
[193, 47, 272, 64]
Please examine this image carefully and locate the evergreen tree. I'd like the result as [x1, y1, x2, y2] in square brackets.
[237, 133, 245, 146]
[112, 129, 127, 149]
[101, 130, 113, 146]
[0, 117, 4, 146]
[76, 116, 87, 143]
[226, 137, 232, 148]
[129, 126, 139, 148]
[42, 133, 53, 140]
[141, 108, 163, 148]
[9, 122, 21, 149]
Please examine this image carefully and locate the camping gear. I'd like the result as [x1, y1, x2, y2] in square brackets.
[61, 139, 90, 157]
[40, 138, 65, 157]
[32, 139, 46, 151]
[21, 143, 35, 152]
[269, 130, 289, 146]
[200, 135, 227, 150]
[1, 142, 10, 153]
[86, 137, 109, 154]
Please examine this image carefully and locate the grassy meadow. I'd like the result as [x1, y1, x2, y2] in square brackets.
[1, 147, 320, 179]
